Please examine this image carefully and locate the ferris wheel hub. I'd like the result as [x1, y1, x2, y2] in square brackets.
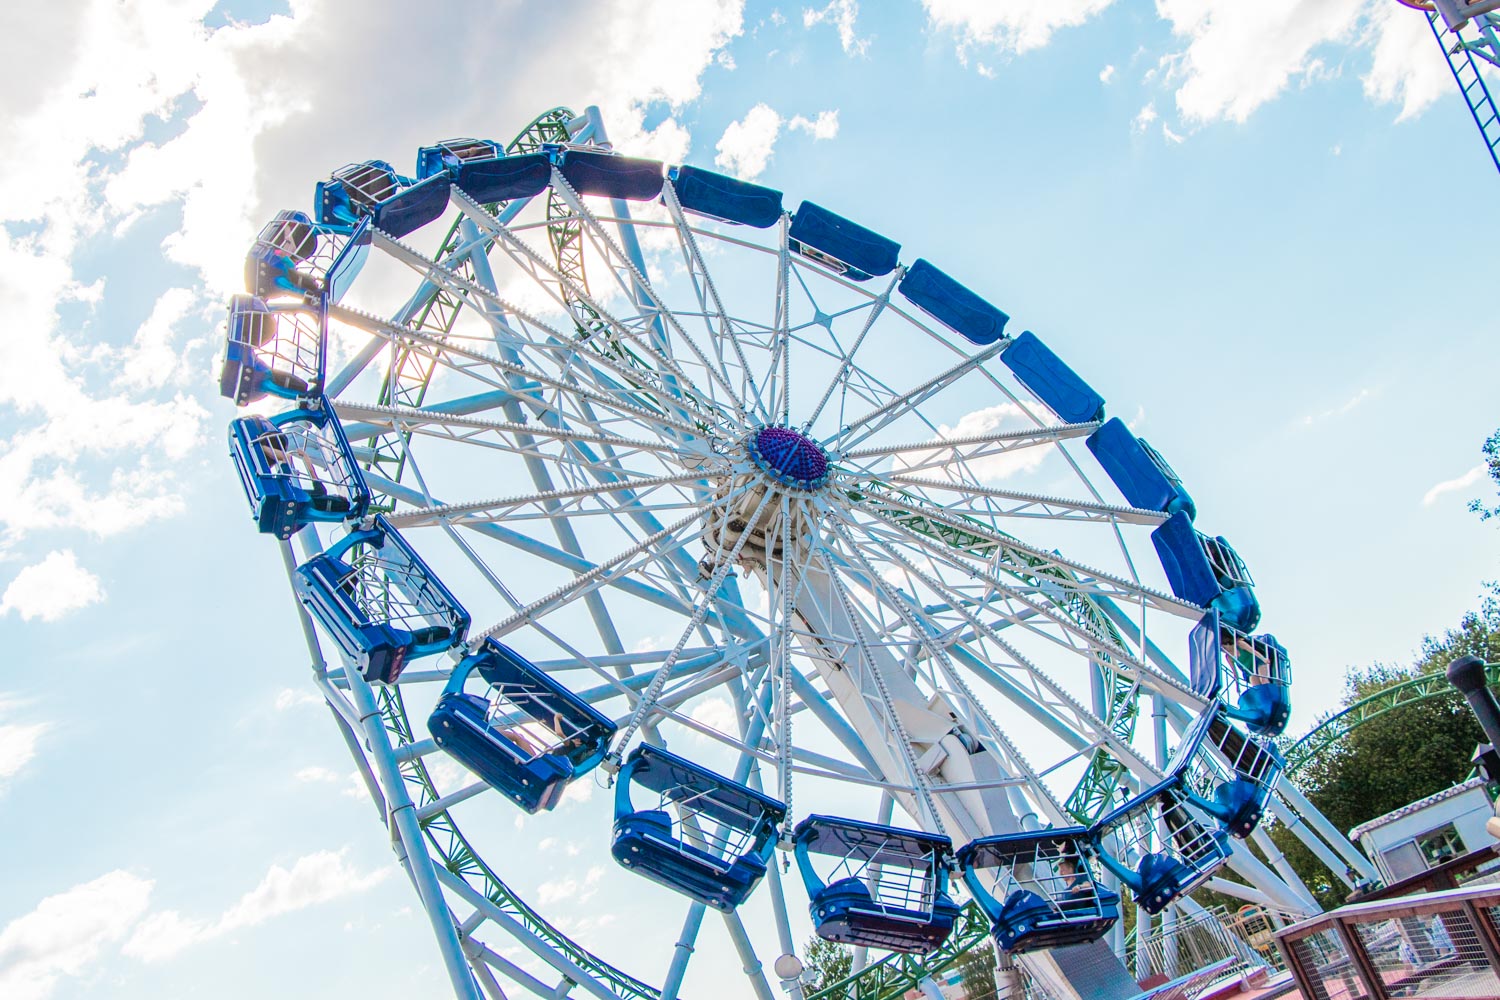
[748, 425, 831, 491]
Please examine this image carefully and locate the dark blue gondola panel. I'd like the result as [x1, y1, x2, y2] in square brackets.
[999, 332, 1106, 425]
[228, 403, 370, 539]
[612, 744, 785, 911]
[788, 201, 900, 280]
[667, 165, 783, 228]
[294, 516, 470, 684]
[1189, 612, 1291, 737]
[427, 638, 617, 814]
[316, 160, 450, 240]
[1168, 708, 1281, 840]
[219, 295, 326, 406]
[1085, 418, 1196, 520]
[559, 150, 664, 201]
[898, 259, 1010, 347]
[957, 828, 1120, 953]
[1091, 777, 1232, 915]
[1151, 512, 1261, 633]
[793, 815, 960, 954]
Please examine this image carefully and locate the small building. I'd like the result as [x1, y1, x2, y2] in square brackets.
[1350, 777, 1499, 884]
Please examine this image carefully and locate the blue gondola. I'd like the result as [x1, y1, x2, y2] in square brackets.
[559, 150, 664, 201]
[788, 201, 900, 280]
[415, 138, 503, 179]
[228, 403, 370, 539]
[293, 516, 470, 684]
[244, 210, 325, 300]
[1091, 777, 1232, 915]
[1151, 512, 1261, 632]
[667, 165, 783, 228]
[793, 815, 960, 954]
[219, 294, 326, 406]
[316, 160, 450, 240]
[612, 744, 785, 911]
[1169, 708, 1281, 839]
[999, 331, 1106, 425]
[416, 139, 552, 206]
[958, 828, 1120, 953]
[427, 639, 616, 814]
[1188, 612, 1291, 737]
[1085, 418, 1196, 520]
[898, 259, 1010, 347]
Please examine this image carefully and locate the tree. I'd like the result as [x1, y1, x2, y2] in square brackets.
[802, 936, 851, 993]
[954, 944, 998, 1000]
[1273, 585, 1500, 908]
[1470, 428, 1500, 520]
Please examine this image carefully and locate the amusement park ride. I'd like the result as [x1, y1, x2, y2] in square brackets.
[216, 10, 1498, 1000]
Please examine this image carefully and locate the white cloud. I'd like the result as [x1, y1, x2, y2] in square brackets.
[123, 849, 388, 962]
[921, 1, 1446, 128]
[1100, 64, 1117, 84]
[114, 287, 203, 391]
[1301, 387, 1373, 426]
[922, 0, 1117, 55]
[1133, 103, 1160, 133]
[0, 0, 745, 549]
[0, 871, 154, 1000]
[716, 103, 784, 180]
[0, 550, 104, 622]
[294, 766, 341, 784]
[688, 695, 739, 739]
[274, 688, 322, 712]
[891, 402, 1050, 483]
[0, 720, 48, 783]
[1423, 464, 1488, 506]
[788, 109, 841, 140]
[803, 0, 869, 55]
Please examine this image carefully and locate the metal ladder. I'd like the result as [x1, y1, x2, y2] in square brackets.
[1427, 9, 1500, 174]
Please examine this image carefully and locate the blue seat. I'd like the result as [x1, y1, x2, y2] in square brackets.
[293, 516, 470, 684]
[958, 828, 1119, 954]
[668, 164, 783, 228]
[219, 295, 326, 406]
[1230, 681, 1291, 738]
[1150, 512, 1260, 632]
[1000, 332, 1106, 425]
[245, 210, 324, 300]
[611, 744, 785, 911]
[228, 404, 370, 539]
[898, 259, 1010, 346]
[788, 201, 900, 280]
[1168, 703, 1280, 840]
[559, 150, 664, 201]
[1085, 418, 1196, 519]
[427, 639, 617, 814]
[1092, 778, 1232, 915]
[794, 815, 959, 954]
[316, 160, 450, 239]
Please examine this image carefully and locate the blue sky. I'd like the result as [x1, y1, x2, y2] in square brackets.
[2, 1, 1498, 998]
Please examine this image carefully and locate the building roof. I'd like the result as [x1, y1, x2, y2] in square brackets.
[1349, 777, 1490, 842]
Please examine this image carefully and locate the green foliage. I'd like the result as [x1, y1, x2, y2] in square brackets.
[803, 936, 852, 993]
[1470, 429, 1500, 521]
[954, 944, 997, 1000]
[1278, 585, 1500, 908]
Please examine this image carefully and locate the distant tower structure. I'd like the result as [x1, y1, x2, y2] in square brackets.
[1399, 0, 1500, 173]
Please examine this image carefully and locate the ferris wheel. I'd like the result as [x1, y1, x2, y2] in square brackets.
[219, 107, 1376, 1000]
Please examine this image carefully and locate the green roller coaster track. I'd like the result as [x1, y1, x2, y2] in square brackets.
[352, 105, 1168, 1000]
[1281, 662, 1500, 779]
